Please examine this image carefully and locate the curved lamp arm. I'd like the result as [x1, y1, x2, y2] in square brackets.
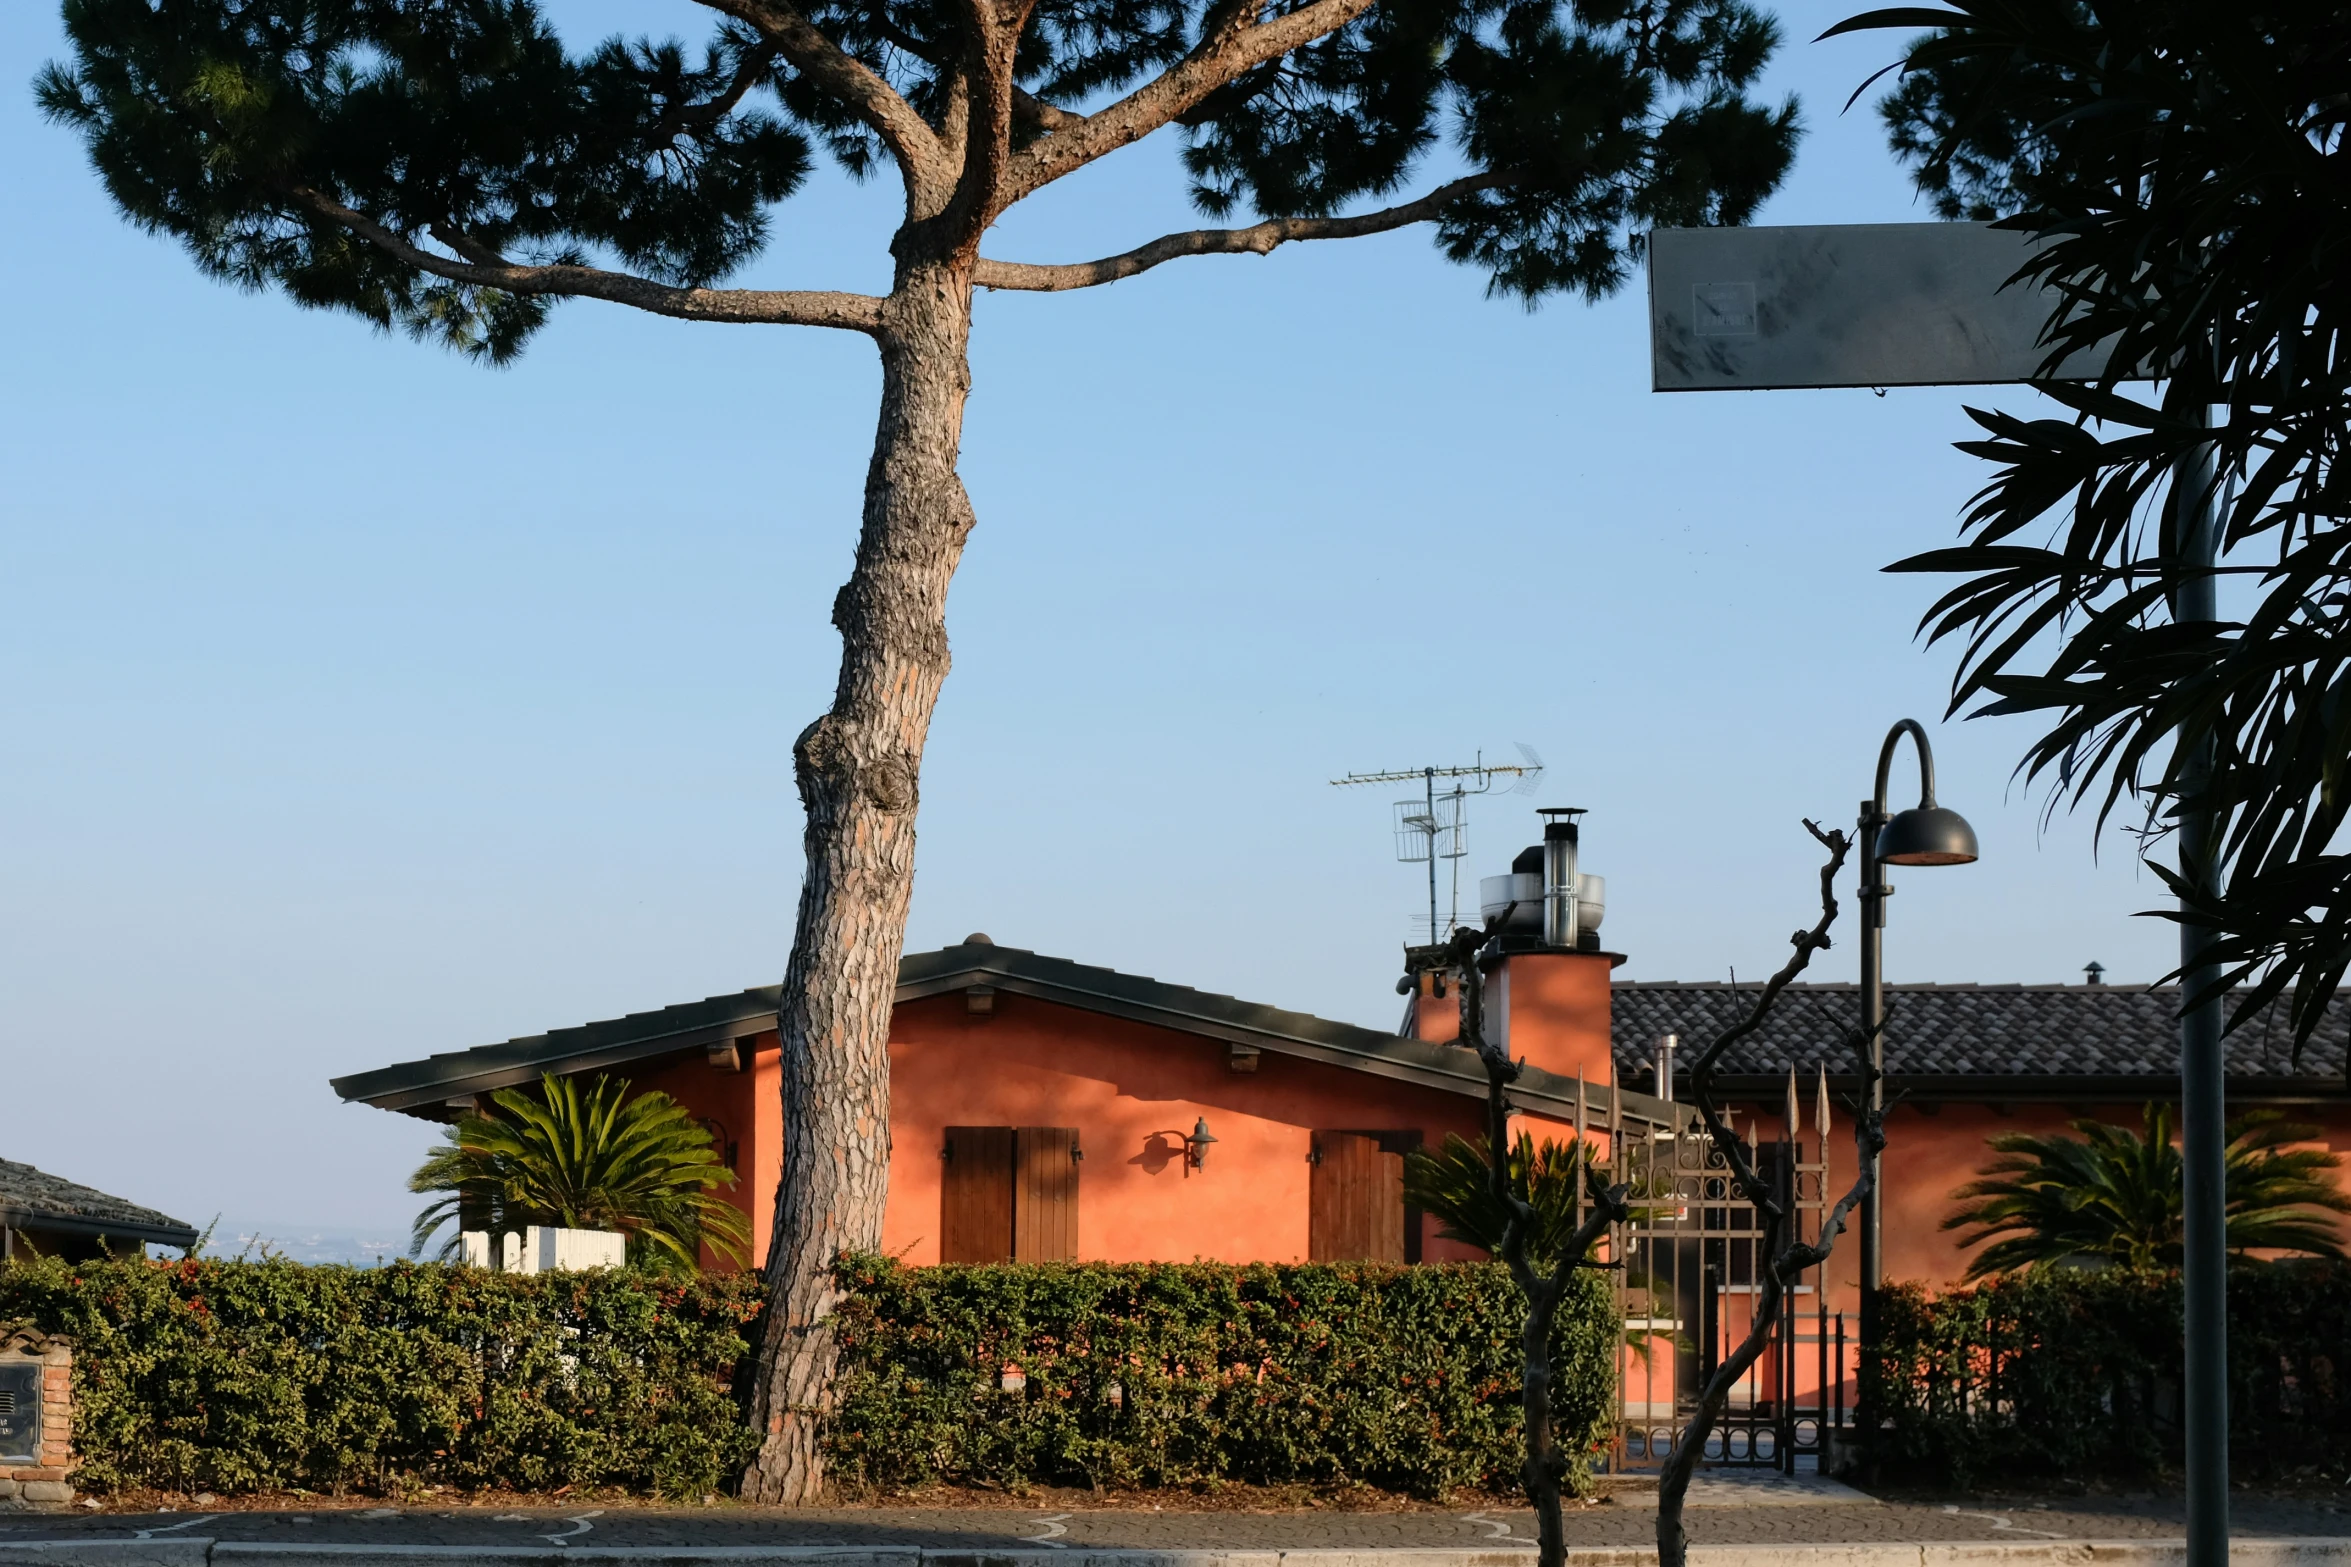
[1872, 717, 1937, 813]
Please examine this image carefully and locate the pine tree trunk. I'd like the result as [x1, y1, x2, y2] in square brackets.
[741, 258, 976, 1504]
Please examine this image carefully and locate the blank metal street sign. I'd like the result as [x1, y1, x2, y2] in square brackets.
[1648, 221, 2109, 392]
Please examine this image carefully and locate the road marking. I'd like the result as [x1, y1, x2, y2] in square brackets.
[1940, 1503, 2068, 1539]
[1025, 1512, 1072, 1548]
[1460, 1514, 1517, 1541]
[542, 1511, 605, 1547]
[136, 1514, 222, 1540]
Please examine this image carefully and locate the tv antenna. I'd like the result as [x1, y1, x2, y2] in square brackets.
[1331, 745, 1544, 944]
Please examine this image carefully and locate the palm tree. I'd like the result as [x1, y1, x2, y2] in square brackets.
[409, 1073, 751, 1272]
[1405, 1131, 1601, 1272]
[1405, 1131, 1679, 1360]
[1945, 1104, 2351, 1279]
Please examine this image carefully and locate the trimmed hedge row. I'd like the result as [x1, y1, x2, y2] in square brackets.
[0, 1256, 764, 1498]
[0, 1255, 1614, 1500]
[827, 1257, 1618, 1497]
[1869, 1262, 2351, 1484]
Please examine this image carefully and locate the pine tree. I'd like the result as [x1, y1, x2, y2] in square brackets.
[41, 0, 1797, 1499]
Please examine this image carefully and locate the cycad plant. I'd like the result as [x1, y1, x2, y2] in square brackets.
[1406, 1131, 1601, 1271]
[410, 1073, 751, 1272]
[1405, 1130, 1678, 1360]
[1945, 1104, 2351, 1279]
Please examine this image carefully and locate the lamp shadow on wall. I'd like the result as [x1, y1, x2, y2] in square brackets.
[1130, 1133, 1183, 1176]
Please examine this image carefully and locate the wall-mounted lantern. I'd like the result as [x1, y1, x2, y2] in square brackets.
[1183, 1117, 1218, 1170]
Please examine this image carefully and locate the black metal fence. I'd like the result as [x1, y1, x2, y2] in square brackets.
[1868, 1262, 2351, 1484]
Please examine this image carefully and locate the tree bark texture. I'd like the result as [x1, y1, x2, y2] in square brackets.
[741, 259, 977, 1504]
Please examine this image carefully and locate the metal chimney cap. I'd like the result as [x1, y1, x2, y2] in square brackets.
[963, 932, 994, 946]
[1536, 806, 1587, 821]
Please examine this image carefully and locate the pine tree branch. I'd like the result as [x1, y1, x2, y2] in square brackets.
[1015, 86, 1084, 133]
[972, 172, 1515, 290]
[286, 188, 888, 336]
[1000, 0, 1384, 203]
[698, 0, 950, 191]
[941, 0, 1019, 242]
[656, 41, 784, 138]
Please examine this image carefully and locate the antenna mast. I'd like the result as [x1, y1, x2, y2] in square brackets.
[1331, 746, 1544, 943]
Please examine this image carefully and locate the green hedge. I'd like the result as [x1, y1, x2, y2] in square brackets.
[0, 1257, 763, 1498]
[1869, 1262, 2351, 1484]
[0, 1255, 1616, 1500]
[827, 1257, 1618, 1497]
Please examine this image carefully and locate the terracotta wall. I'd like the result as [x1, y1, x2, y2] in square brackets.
[630, 1039, 778, 1271]
[614, 967, 2351, 1290]
[1713, 1095, 2351, 1324]
[880, 993, 1491, 1264]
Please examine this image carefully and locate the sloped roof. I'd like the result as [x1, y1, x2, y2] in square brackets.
[1611, 982, 2351, 1091]
[333, 940, 1675, 1126]
[0, 1159, 198, 1248]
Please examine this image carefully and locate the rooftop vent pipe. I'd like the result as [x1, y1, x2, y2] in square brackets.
[1654, 1033, 1677, 1101]
[1539, 808, 1584, 950]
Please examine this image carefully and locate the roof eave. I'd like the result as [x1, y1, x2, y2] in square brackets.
[339, 947, 1683, 1128]
[1, 1208, 198, 1249]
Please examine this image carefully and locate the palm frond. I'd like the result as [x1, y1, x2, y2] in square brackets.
[408, 1072, 751, 1272]
[1945, 1102, 2350, 1280]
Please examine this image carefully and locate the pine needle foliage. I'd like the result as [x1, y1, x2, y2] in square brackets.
[37, 0, 1800, 357]
[409, 1073, 751, 1272]
[1823, 4, 2351, 1062]
[1943, 1102, 2351, 1279]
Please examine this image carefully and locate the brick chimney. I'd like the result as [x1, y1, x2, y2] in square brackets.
[1398, 812, 1619, 1083]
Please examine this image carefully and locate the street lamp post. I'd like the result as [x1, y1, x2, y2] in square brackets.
[1855, 719, 1979, 1467]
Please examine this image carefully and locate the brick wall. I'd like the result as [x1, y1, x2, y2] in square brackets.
[0, 1331, 72, 1512]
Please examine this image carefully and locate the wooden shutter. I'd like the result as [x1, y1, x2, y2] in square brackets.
[1013, 1127, 1079, 1262]
[941, 1126, 1016, 1263]
[1310, 1132, 1406, 1262]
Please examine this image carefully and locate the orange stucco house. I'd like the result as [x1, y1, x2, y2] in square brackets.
[333, 806, 2351, 1293]
[333, 817, 2351, 1470]
[334, 933, 1655, 1269]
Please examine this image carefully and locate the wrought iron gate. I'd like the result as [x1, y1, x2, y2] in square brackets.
[1604, 1070, 1851, 1475]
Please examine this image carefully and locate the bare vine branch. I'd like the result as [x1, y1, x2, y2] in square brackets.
[1656, 822, 1881, 1567]
[1441, 924, 1631, 1567]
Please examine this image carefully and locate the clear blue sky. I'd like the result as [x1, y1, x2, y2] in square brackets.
[0, 0, 2180, 1247]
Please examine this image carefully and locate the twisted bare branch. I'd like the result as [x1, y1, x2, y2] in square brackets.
[1657, 822, 1876, 1567]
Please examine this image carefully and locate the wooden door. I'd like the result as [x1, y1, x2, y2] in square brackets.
[1013, 1127, 1080, 1262]
[1310, 1132, 1407, 1262]
[941, 1126, 1016, 1263]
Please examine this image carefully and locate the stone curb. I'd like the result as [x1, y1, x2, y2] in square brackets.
[0, 1545, 2345, 1567]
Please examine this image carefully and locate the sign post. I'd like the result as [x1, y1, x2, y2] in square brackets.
[1648, 221, 2226, 1567]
